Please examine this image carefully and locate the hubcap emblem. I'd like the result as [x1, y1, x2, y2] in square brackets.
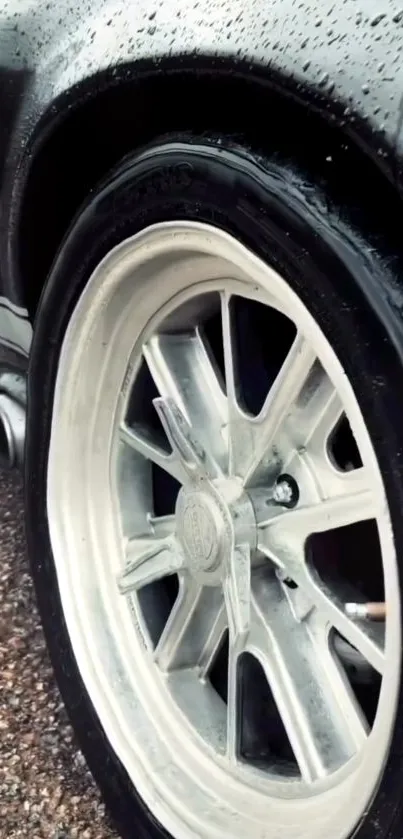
[176, 491, 223, 573]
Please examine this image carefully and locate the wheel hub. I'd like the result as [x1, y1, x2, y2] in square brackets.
[176, 489, 224, 574]
[175, 479, 256, 585]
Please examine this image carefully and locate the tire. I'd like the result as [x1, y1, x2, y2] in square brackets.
[26, 135, 403, 839]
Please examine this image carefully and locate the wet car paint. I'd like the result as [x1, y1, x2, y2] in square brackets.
[1, 0, 403, 331]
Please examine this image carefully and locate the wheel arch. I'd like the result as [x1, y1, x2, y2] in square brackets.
[14, 59, 403, 318]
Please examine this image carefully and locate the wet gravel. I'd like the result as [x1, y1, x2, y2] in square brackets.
[0, 470, 119, 839]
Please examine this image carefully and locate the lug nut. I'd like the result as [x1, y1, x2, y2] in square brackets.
[273, 474, 299, 508]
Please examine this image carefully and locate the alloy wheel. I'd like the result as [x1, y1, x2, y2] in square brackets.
[47, 222, 400, 839]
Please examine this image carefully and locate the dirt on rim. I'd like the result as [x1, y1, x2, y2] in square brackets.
[0, 470, 119, 839]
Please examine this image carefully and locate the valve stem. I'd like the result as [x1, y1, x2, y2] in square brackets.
[345, 602, 386, 621]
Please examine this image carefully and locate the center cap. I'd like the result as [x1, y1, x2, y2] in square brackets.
[175, 488, 228, 576]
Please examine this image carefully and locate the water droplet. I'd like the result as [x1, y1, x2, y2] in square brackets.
[370, 13, 387, 26]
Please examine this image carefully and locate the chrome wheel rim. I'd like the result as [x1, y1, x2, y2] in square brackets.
[47, 222, 401, 839]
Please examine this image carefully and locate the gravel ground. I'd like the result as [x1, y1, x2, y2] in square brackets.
[0, 470, 119, 839]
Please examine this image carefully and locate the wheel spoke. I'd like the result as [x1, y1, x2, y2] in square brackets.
[283, 368, 366, 510]
[119, 423, 187, 483]
[315, 590, 385, 674]
[152, 396, 210, 476]
[309, 456, 371, 505]
[221, 292, 256, 478]
[227, 639, 243, 761]
[258, 484, 378, 538]
[118, 535, 184, 594]
[221, 291, 238, 408]
[148, 514, 176, 538]
[143, 331, 228, 474]
[257, 530, 385, 674]
[239, 333, 316, 484]
[307, 389, 343, 453]
[287, 382, 365, 505]
[223, 544, 251, 761]
[287, 367, 343, 455]
[154, 578, 226, 672]
[223, 545, 251, 641]
[248, 570, 367, 782]
[307, 610, 369, 742]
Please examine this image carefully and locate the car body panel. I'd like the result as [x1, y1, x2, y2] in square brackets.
[1, 0, 403, 354]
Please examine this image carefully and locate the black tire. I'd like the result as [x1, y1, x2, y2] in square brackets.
[26, 135, 403, 839]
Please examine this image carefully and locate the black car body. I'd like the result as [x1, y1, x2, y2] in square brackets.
[1, 0, 403, 356]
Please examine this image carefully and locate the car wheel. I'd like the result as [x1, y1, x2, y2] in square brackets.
[26, 136, 403, 839]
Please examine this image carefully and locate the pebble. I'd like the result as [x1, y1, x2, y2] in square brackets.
[0, 471, 118, 839]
